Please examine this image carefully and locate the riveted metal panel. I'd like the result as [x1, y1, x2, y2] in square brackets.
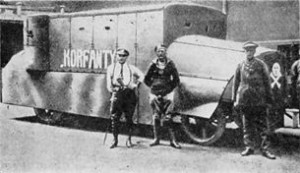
[94, 15, 117, 50]
[164, 4, 226, 46]
[117, 13, 136, 66]
[49, 16, 116, 74]
[3, 71, 110, 118]
[136, 11, 163, 72]
[71, 16, 93, 49]
[49, 17, 70, 72]
[136, 11, 164, 122]
[93, 15, 117, 71]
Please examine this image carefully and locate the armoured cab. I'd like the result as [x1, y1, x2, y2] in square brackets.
[1, 3, 227, 125]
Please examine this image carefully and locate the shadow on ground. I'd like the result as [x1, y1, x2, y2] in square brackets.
[14, 114, 299, 154]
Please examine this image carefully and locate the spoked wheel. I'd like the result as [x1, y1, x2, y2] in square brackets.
[34, 108, 63, 124]
[181, 108, 226, 145]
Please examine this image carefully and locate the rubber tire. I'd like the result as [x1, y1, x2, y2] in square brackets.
[181, 107, 226, 146]
[34, 108, 63, 124]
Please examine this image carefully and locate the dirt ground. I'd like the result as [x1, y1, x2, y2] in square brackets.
[1, 103, 300, 173]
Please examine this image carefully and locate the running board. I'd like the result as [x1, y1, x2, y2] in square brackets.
[275, 128, 300, 137]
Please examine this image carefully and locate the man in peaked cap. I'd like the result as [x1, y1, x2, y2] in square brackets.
[242, 41, 258, 49]
[144, 44, 181, 149]
[232, 41, 276, 159]
[106, 48, 144, 149]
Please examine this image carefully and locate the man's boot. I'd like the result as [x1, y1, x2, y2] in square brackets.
[150, 119, 160, 147]
[168, 123, 181, 149]
[110, 118, 118, 149]
[241, 147, 254, 156]
[260, 133, 275, 159]
[126, 125, 134, 148]
[126, 135, 133, 148]
[110, 133, 118, 149]
[261, 150, 276, 160]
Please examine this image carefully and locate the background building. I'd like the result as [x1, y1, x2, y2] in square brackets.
[225, 0, 300, 67]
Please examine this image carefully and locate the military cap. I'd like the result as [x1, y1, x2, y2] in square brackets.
[116, 48, 129, 56]
[243, 41, 258, 49]
[154, 44, 167, 52]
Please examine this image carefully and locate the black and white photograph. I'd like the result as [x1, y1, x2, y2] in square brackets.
[0, 0, 299, 172]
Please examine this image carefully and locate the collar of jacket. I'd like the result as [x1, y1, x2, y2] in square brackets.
[152, 57, 171, 65]
[245, 57, 256, 63]
[115, 61, 128, 66]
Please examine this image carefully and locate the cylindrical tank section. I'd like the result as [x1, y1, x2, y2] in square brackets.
[168, 35, 272, 115]
[24, 15, 50, 71]
[163, 4, 226, 46]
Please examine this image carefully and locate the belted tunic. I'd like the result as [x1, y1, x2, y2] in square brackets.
[232, 58, 273, 107]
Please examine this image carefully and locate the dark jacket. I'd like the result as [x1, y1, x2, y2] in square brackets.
[232, 58, 274, 107]
[144, 58, 180, 96]
[291, 59, 300, 87]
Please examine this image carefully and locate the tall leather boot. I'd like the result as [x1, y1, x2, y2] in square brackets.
[260, 134, 276, 159]
[110, 117, 118, 149]
[168, 123, 181, 149]
[150, 119, 160, 147]
[126, 124, 134, 148]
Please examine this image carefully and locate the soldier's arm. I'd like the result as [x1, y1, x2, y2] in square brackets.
[170, 61, 180, 89]
[291, 60, 299, 85]
[144, 63, 155, 87]
[261, 62, 274, 104]
[130, 65, 144, 89]
[232, 63, 241, 102]
[291, 60, 299, 77]
[131, 65, 145, 84]
[106, 66, 113, 93]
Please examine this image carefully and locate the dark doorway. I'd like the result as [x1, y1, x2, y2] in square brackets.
[0, 21, 23, 102]
[1, 21, 23, 68]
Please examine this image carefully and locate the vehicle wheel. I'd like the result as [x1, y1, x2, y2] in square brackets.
[181, 107, 226, 145]
[34, 108, 63, 124]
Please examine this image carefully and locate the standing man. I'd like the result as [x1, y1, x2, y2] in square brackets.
[106, 48, 144, 149]
[232, 41, 276, 159]
[144, 44, 181, 149]
[269, 62, 286, 129]
[291, 56, 300, 109]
